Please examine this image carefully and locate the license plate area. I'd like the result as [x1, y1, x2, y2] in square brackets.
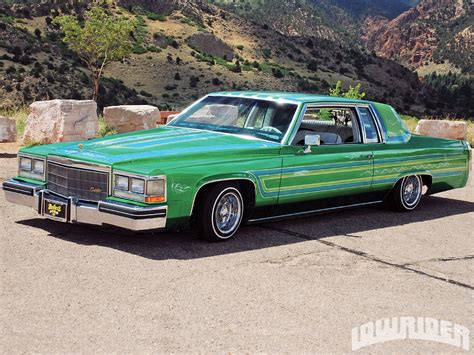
[42, 194, 69, 222]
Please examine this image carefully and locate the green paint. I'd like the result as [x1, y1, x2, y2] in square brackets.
[16, 92, 470, 230]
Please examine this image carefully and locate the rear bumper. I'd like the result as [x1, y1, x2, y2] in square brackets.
[2, 179, 167, 231]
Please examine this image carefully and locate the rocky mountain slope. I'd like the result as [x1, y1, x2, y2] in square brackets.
[0, 0, 471, 118]
[360, 0, 473, 74]
[212, 0, 418, 40]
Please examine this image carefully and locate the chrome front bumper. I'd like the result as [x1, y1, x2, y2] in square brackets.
[2, 179, 167, 231]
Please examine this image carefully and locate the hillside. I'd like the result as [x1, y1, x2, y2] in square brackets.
[212, 0, 418, 40]
[360, 0, 473, 74]
[0, 0, 471, 118]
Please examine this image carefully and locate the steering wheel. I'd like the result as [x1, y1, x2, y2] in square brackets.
[260, 126, 282, 135]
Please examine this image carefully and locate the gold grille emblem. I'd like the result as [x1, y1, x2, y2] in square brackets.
[89, 187, 102, 193]
[48, 203, 62, 217]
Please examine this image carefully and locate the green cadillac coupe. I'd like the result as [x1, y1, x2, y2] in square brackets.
[3, 92, 471, 241]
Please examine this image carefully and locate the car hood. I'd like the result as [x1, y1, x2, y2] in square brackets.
[29, 126, 279, 173]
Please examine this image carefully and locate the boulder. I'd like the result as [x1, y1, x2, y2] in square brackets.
[103, 105, 159, 133]
[160, 111, 180, 125]
[166, 114, 179, 124]
[415, 119, 467, 140]
[187, 33, 234, 61]
[23, 100, 98, 144]
[0, 116, 17, 142]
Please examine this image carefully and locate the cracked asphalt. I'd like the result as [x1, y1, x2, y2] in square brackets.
[1, 143, 473, 353]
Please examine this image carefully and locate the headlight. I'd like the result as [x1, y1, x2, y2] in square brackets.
[18, 155, 46, 180]
[147, 179, 165, 195]
[115, 175, 129, 191]
[32, 159, 44, 174]
[20, 157, 32, 171]
[113, 172, 166, 203]
[130, 178, 145, 194]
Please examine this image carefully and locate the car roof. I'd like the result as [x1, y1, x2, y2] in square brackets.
[209, 91, 372, 105]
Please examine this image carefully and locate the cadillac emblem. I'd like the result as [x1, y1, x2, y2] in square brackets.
[78, 143, 84, 151]
[89, 187, 102, 193]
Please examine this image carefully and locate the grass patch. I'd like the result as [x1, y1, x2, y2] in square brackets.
[401, 115, 419, 132]
[98, 115, 118, 137]
[0, 106, 29, 137]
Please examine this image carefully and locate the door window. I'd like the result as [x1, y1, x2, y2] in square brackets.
[292, 107, 362, 145]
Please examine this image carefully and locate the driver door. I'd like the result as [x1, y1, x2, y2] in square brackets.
[276, 105, 378, 214]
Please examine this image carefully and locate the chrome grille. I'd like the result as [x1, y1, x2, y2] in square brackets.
[47, 161, 109, 202]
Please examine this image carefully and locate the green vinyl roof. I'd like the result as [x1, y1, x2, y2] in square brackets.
[209, 91, 372, 105]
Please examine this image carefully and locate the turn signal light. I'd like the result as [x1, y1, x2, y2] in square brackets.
[145, 196, 165, 203]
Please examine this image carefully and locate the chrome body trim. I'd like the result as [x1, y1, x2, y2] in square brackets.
[189, 177, 257, 216]
[2, 179, 167, 231]
[3, 180, 45, 208]
[247, 200, 383, 223]
[207, 92, 302, 105]
[47, 155, 111, 172]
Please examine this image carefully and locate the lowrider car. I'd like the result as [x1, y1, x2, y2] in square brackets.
[2, 92, 471, 241]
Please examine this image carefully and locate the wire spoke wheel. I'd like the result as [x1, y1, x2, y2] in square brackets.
[213, 191, 242, 235]
[400, 175, 422, 209]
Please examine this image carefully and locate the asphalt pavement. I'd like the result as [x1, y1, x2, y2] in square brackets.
[1, 143, 473, 353]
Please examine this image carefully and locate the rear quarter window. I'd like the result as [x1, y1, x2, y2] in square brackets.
[373, 103, 411, 143]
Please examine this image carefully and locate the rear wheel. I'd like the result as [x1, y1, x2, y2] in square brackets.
[197, 183, 244, 241]
[389, 175, 423, 212]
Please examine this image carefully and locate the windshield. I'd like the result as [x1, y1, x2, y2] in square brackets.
[169, 96, 298, 143]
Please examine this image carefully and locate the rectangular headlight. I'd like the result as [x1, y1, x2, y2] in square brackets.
[115, 175, 129, 191]
[113, 172, 166, 203]
[32, 159, 44, 174]
[18, 155, 46, 180]
[147, 179, 165, 195]
[20, 157, 32, 171]
[130, 178, 145, 194]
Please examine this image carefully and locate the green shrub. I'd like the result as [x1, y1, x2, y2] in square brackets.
[5, 66, 16, 74]
[147, 45, 161, 53]
[307, 60, 318, 71]
[98, 115, 118, 137]
[272, 68, 284, 78]
[146, 12, 167, 21]
[0, 106, 29, 137]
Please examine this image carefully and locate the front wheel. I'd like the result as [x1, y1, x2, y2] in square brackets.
[197, 183, 244, 241]
[389, 175, 423, 212]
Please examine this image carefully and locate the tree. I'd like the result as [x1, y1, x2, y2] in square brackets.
[329, 80, 366, 100]
[53, 7, 136, 101]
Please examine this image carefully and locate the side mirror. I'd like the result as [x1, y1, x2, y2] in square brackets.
[304, 134, 320, 153]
